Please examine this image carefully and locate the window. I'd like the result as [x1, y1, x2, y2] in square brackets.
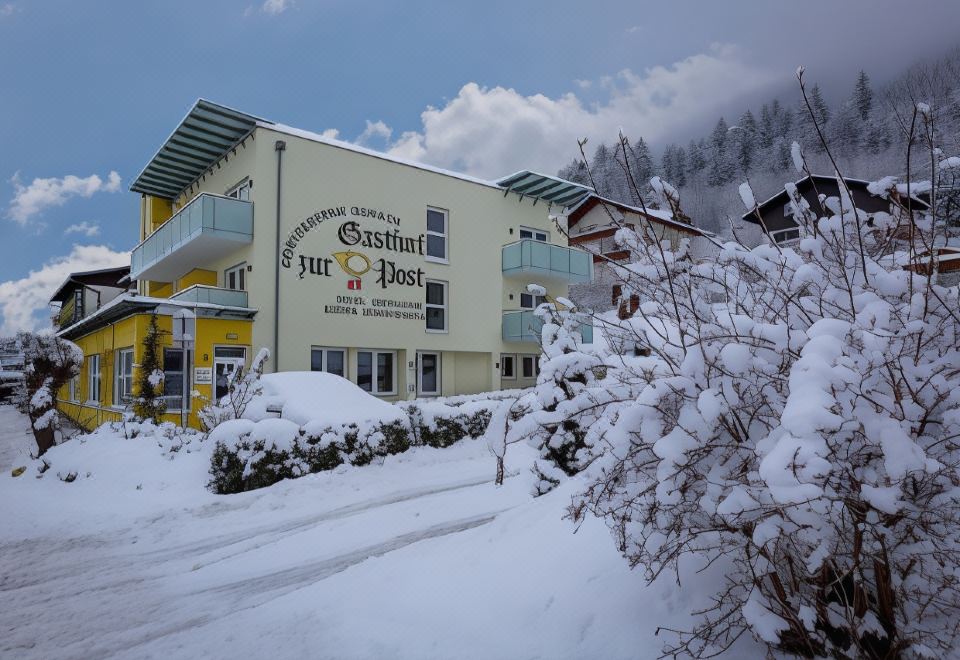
[426, 207, 448, 262]
[521, 355, 540, 379]
[114, 349, 134, 406]
[68, 375, 79, 402]
[771, 227, 801, 245]
[226, 179, 252, 201]
[520, 292, 547, 309]
[519, 226, 548, 242]
[501, 354, 516, 379]
[163, 348, 187, 411]
[425, 280, 447, 332]
[418, 352, 441, 396]
[357, 350, 396, 395]
[225, 263, 246, 291]
[310, 347, 346, 377]
[86, 354, 101, 404]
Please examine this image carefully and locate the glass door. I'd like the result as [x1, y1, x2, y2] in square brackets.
[214, 346, 247, 400]
[417, 352, 440, 396]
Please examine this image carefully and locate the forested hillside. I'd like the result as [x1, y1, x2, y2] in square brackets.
[559, 49, 960, 235]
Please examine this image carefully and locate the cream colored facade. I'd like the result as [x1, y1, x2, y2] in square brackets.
[126, 102, 594, 401]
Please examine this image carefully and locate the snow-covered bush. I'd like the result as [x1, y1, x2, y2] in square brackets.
[400, 400, 494, 448]
[17, 332, 83, 457]
[547, 93, 960, 658]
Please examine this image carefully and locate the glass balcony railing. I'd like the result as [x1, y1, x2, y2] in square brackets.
[130, 193, 253, 281]
[502, 310, 593, 344]
[501, 240, 593, 283]
[169, 285, 249, 308]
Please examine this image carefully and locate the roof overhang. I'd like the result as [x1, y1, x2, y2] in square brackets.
[495, 171, 593, 209]
[130, 100, 270, 200]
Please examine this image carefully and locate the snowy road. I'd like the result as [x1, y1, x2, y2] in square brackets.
[0, 406, 746, 659]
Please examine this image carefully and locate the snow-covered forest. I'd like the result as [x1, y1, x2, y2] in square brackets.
[559, 48, 960, 235]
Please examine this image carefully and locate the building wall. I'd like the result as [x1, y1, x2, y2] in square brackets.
[146, 125, 570, 400]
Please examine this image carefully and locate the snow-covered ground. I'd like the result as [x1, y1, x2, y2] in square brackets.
[0, 404, 754, 659]
[0, 403, 34, 472]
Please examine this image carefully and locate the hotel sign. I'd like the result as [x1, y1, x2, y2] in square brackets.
[280, 204, 427, 321]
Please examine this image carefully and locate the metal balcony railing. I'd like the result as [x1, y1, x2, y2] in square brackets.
[501, 240, 593, 283]
[502, 310, 593, 344]
[169, 285, 249, 308]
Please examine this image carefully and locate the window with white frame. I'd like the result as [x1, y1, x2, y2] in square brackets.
[226, 179, 252, 201]
[163, 348, 186, 410]
[68, 375, 79, 402]
[520, 292, 547, 309]
[426, 207, 448, 262]
[87, 354, 101, 404]
[225, 263, 246, 291]
[418, 352, 441, 396]
[114, 349, 134, 406]
[425, 280, 447, 332]
[771, 227, 801, 245]
[519, 226, 548, 242]
[357, 350, 396, 395]
[310, 347, 346, 377]
[501, 354, 516, 379]
[521, 355, 540, 379]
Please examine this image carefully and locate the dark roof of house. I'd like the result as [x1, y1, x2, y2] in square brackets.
[742, 174, 930, 223]
[48, 266, 131, 303]
[567, 194, 713, 237]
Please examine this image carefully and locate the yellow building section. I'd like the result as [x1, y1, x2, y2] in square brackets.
[176, 269, 218, 293]
[141, 195, 173, 239]
[57, 312, 253, 431]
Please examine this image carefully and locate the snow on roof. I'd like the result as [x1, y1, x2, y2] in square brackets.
[571, 193, 714, 237]
[55, 292, 256, 339]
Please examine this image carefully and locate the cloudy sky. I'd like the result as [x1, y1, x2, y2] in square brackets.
[2, 0, 959, 333]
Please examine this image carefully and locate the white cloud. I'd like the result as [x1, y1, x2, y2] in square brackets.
[355, 120, 392, 147]
[0, 3, 16, 19]
[625, 25, 642, 34]
[7, 171, 121, 226]
[0, 244, 129, 336]
[261, 0, 292, 15]
[64, 222, 100, 237]
[385, 45, 777, 178]
[319, 128, 340, 140]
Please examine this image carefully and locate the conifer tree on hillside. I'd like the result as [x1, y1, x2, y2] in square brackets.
[628, 137, 654, 195]
[853, 69, 873, 120]
[736, 109, 759, 173]
[687, 138, 707, 176]
[708, 117, 735, 186]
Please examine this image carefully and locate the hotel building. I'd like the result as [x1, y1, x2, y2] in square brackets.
[53, 100, 594, 429]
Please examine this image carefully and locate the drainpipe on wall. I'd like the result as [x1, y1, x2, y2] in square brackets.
[273, 140, 286, 372]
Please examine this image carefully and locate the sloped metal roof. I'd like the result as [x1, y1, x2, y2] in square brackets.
[495, 171, 593, 208]
[130, 100, 269, 200]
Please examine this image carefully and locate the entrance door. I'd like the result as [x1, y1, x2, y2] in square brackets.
[214, 346, 247, 401]
[417, 352, 441, 396]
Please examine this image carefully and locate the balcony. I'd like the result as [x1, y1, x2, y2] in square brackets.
[501, 240, 593, 284]
[130, 193, 253, 282]
[502, 310, 593, 344]
[170, 285, 249, 308]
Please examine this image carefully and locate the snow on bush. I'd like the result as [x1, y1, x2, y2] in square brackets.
[531, 126, 960, 656]
[16, 332, 83, 456]
[208, 371, 499, 494]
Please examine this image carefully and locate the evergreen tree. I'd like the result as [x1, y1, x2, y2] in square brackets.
[687, 138, 707, 176]
[810, 84, 831, 125]
[708, 117, 735, 186]
[672, 144, 687, 187]
[591, 143, 617, 198]
[775, 101, 793, 140]
[736, 109, 759, 174]
[853, 69, 873, 121]
[133, 313, 167, 424]
[628, 137, 654, 190]
[759, 103, 775, 149]
[557, 159, 590, 186]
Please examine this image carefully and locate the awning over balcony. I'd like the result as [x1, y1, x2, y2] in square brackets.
[131, 193, 253, 282]
[130, 99, 270, 200]
[495, 171, 593, 208]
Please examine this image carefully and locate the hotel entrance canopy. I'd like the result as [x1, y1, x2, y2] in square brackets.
[130, 99, 270, 200]
[495, 171, 593, 209]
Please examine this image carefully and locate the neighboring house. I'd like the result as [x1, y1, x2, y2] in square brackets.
[0, 338, 24, 403]
[742, 174, 930, 246]
[564, 194, 716, 314]
[49, 266, 133, 330]
[51, 100, 595, 430]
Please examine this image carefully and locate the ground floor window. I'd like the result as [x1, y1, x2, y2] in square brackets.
[311, 347, 346, 377]
[418, 352, 440, 396]
[520, 292, 547, 309]
[114, 348, 134, 406]
[68, 374, 79, 402]
[357, 350, 396, 395]
[521, 355, 541, 379]
[87, 354, 101, 404]
[163, 348, 187, 410]
[501, 354, 516, 380]
[214, 346, 247, 401]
